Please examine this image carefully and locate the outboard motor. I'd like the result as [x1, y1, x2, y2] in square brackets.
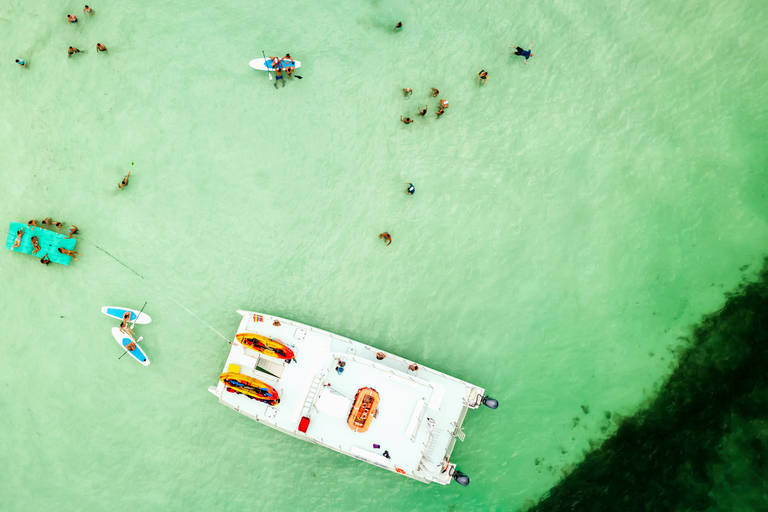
[481, 395, 499, 409]
[452, 470, 470, 486]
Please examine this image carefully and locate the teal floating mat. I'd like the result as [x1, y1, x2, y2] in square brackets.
[5, 222, 77, 265]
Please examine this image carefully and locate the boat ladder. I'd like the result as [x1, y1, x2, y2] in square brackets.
[451, 422, 466, 442]
[300, 372, 324, 418]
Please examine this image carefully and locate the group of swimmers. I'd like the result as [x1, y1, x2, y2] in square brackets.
[400, 88, 449, 124]
[267, 55, 299, 89]
[10, 219, 81, 264]
[16, 6, 107, 65]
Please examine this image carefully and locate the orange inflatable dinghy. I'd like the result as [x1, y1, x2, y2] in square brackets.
[236, 333, 295, 360]
[348, 387, 379, 433]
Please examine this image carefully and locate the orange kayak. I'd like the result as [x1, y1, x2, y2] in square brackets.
[236, 333, 295, 360]
[220, 372, 280, 406]
[348, 387, 379, 433]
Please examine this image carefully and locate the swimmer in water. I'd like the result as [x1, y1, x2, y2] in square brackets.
[96, 43, 107, 52]
[508, 42, 533, 64]
[53, 221, 63, 233]
[478, 70, 488, 84]
[403, 88, 412, 96]
[66, 226, 79, 238]
[439, 99, 449, 109]
[16, 59, 27, 68]
[119, 171, 130, 188]
[31, 236, 41, 254]
[407, 183, 415, 195]
[431, 88, 439, 97]
[274, 65, 284, 88]
[418, 105, 427, 116]
[12, 229, 24, 249]
[379, 232, 392, 246]
[27, 220, 37, 230]
[58, 247, 80, 260]
[436, 107, 444, 118]
[400, 116, 413, 124]
[395, 22, 403, 31]
[67, 14, 78, 24]
[68, 47, 81, 58]
[41, 217, 52, 229]
[40, 253, 51, 265]
[84, 5, 93, 16]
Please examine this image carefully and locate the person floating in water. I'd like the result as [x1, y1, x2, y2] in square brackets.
[508, 42, 533, 64]
[400, 116, 413, 124]
[67, 226, 79, 238]
[395, 22, 403, 31]
[274, 65, 285, 88]
[478, 70, 489, 84]
[67, 14, 78, 24]
[84, 5, 93, 16]
[418, 105, 427, 116]
[27, 220, 37, 230]
[68, 47, 81, 58]
[40, 253, 51, 265]
[58, 247, 80, 260]
[439, 99, 449, 109]
[31, 236, 41, 255]
[430, 88, 439, 97]
[96, 43, 107, 52]
[403, 88, 412, 97]
[16, 59, 27, 68]
[407, 183, 415, 195]
[379, 232, 392, 246]
[119, 171, 130, 188]
[12, 229, 24, 249]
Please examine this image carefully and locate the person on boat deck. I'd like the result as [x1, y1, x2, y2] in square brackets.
[335, 361, 346, 375]
[408, 364, 419, 371]
[119, 320, 135, 338]
[376, 352, 386, 360]
[31, 236, 41, 255]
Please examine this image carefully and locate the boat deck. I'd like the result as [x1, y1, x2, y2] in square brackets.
[5, 222, 76, 265]
[210, 311, 485, 483]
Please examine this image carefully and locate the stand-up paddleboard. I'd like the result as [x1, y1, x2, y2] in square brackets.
[101, 306, 152, 325]
[249, 58, 301, 71]
[111, 327, 150, 366]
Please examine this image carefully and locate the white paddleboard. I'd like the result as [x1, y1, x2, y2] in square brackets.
[101, 306, 152, 325]
[249, 58, 302, 71]
[111, 327, 150, 366]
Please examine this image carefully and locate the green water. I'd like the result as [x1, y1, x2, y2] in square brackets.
[1, 0, 766, 510]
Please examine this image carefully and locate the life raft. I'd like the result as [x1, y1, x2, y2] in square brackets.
[236, 333, 295, 360]
[347, 387, 379, 433]
[220, 372, 280, 406]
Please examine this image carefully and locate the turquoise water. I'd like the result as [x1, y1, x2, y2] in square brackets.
[1, 0, 766, 510]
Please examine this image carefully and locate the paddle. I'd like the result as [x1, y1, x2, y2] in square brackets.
[130, 301, 147, 329]
[261, 50, 273, 81]
[119, 336, 144, 360]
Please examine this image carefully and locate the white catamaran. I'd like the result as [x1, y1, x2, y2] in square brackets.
[208, 310, 498, 486]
